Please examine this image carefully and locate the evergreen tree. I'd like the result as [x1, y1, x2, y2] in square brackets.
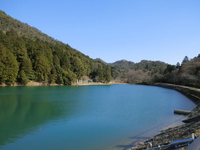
[97, 63, 104, 81]
[70, 57, 84, 79]
[0, 44, 18, 85]
[17, 70, 29, 85]
[62, 69, 76, 85]
[182, 56, 189, 64]
[20, 57, 34, 80]
[104, 66, 112, 83]
[49, 68, 57, 84]
[34, 54, 50, 82]
[176, 62, 181, 68]
[164, 65, 176, 74]
[60, 52, 71, 70]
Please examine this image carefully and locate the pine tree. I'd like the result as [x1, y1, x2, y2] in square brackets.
[17, 70, 29, 85]
[70, 57, 84, 79]
[176, 62, 181, 68]
[20, 57, 34, 80]
[182, 56, 189, 64]
[34, 54, 50, 82]
[104, 66, 112, 83]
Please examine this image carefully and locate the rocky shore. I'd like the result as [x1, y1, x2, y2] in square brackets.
[132, 83, 200, 150]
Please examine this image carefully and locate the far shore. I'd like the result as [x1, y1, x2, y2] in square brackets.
[74, 81, 126, 86]
[0, 81, 126, 87]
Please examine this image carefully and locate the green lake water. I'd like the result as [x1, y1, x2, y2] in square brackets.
[0, 84, 196, 150]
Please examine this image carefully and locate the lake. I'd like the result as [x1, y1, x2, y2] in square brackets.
[0, 84, 196, 150]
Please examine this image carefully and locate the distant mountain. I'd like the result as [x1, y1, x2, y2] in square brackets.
[109, 59, 135, 70]
[109, 59, 167, 72]
[94, 58, 108, 64]
[107, 59, 168, 84]
[134, 60, 167, 72]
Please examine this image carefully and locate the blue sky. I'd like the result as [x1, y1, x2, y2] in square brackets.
[1, 0, 200, 65]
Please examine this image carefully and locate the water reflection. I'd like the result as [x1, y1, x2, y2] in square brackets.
[0, 86, 71, 147]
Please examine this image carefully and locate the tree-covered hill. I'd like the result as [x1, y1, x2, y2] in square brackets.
[109, 59, 135, 70]
[109, 59, 167, 84]
[110, 59, 167, 72]
[0, 10, 111, 85]
[157, 55, 200, 87]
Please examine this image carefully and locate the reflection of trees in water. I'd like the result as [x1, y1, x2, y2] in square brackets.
[0, 91, 66, 147]
[0, 85, 90, 147]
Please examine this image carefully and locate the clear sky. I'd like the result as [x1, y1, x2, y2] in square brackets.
[1, 0, 200, 65]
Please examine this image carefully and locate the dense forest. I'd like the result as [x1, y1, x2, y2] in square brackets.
[0, 10, 199, 87]
[0, 10, 111, 85]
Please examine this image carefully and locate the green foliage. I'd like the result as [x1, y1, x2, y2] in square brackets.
[104, 66, 112, 83]
[49, 68, 57, 84]
[62, 69, 76, 85]
[20, 57, 34, 80]
[34, 54, 51, 82]
[164, 65, 176, 74]
[0, 43, 18, 85]
[89, 61, 112, 83]
[70, 57, 84, 79]
[17, 70, 29, 85]
[110, 59, 135, 70]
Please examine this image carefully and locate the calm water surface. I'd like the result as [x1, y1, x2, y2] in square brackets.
[0, 84, 196, 150]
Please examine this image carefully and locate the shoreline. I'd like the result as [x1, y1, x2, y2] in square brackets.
[74, 81, 126, 86]
[0, 81, 125, 87]
[132, 83, 200, 150]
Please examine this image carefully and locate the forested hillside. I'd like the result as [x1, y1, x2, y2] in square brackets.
[110, 59, 168, 84]
[157, 55, 200, 87]
[0, 10, 111, 85]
